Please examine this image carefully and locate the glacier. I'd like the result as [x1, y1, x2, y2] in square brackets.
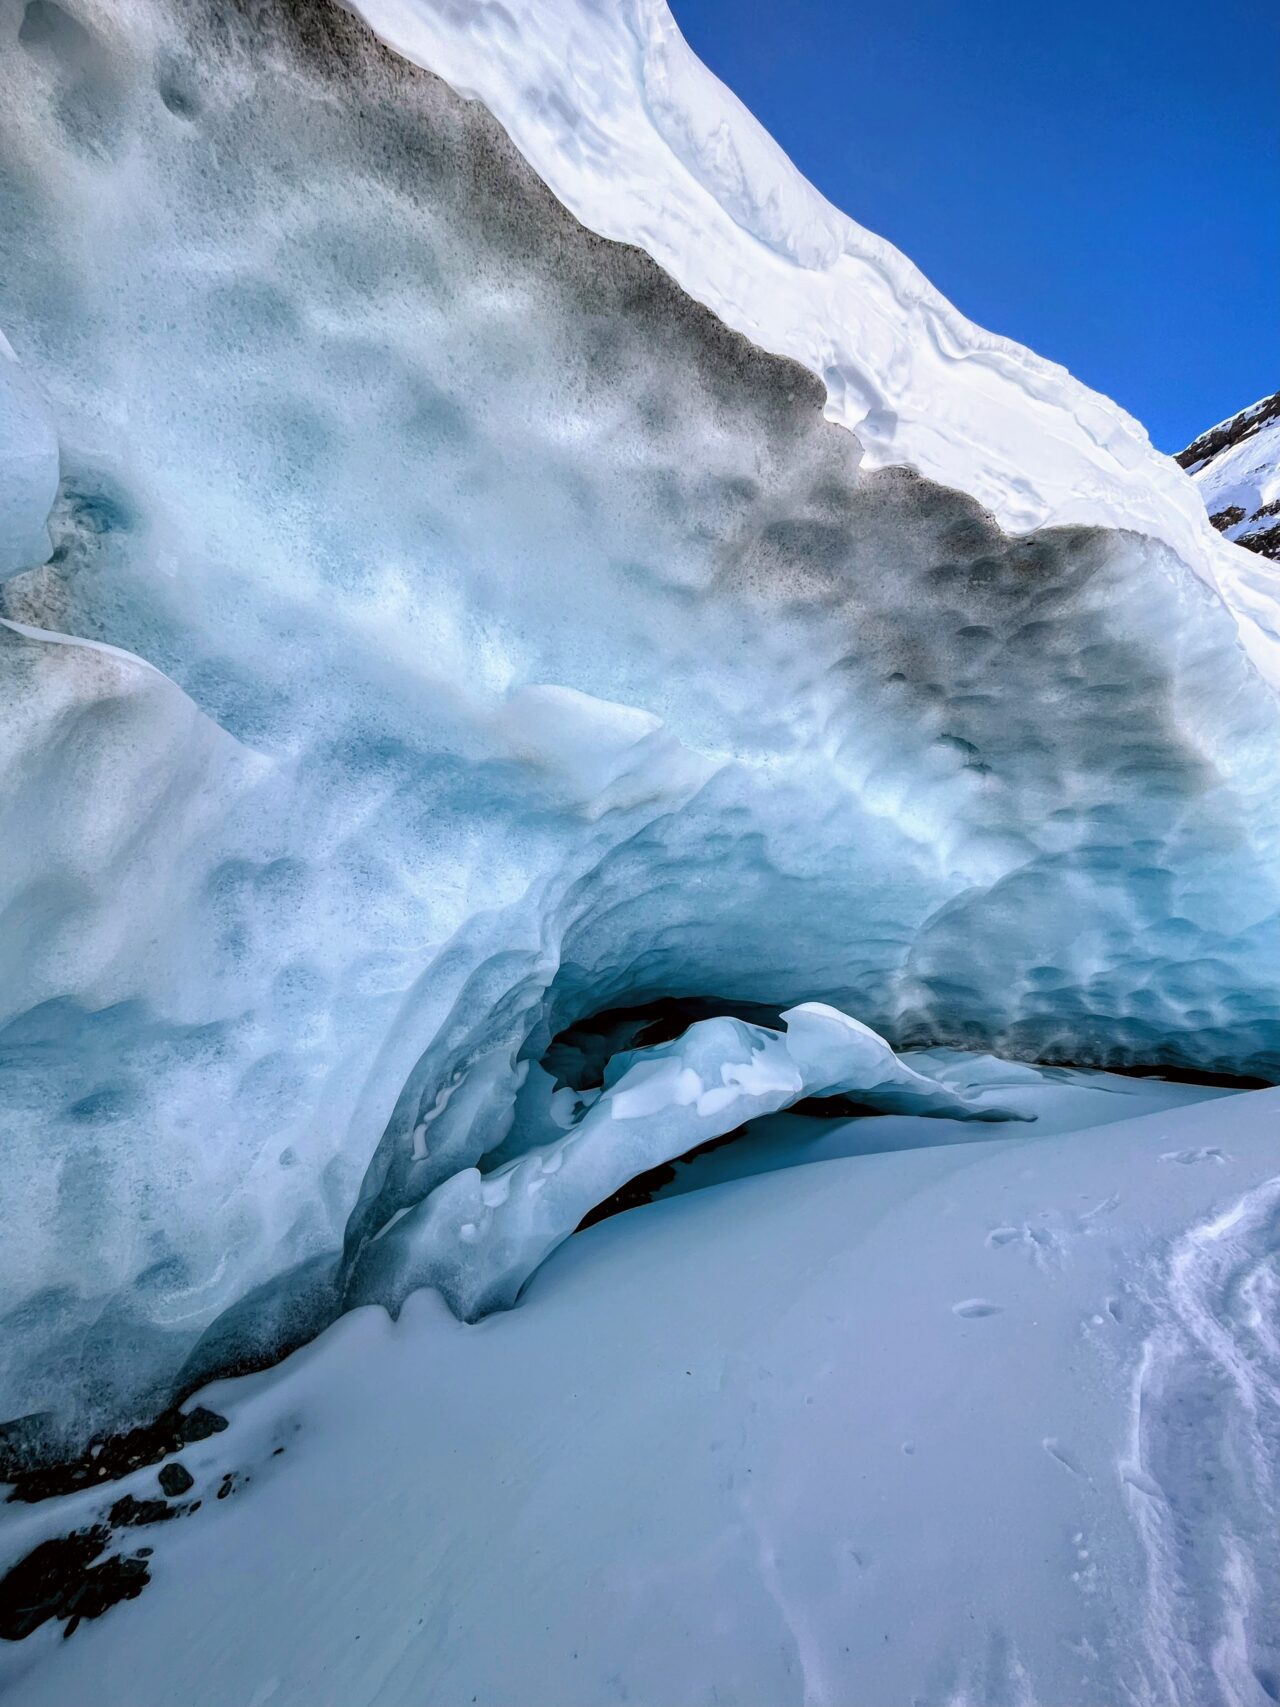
[0, 0, 1279, 1462]
[0, 0, 1278, 1697]
[0, 5, 1278, 1696]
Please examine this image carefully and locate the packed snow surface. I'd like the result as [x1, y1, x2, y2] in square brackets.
[0, 0, 1279, 1460]
[3, 1087, 1278, 1706]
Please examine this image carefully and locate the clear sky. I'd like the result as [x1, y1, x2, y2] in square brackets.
[669, 0, 1278, 452]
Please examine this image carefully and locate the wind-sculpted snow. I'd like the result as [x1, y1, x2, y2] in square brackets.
[1, 0, 1280, 1451]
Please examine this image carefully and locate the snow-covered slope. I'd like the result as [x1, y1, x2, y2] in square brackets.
[1179, 392, 1280, 560]
[5, 1087, 1278, 1707]
[0, 0, 1279, 1457]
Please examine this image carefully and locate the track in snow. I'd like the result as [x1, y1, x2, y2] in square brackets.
[1124, 1176, 1280, 1706]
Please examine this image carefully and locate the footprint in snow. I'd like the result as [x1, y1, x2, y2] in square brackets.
[1042, 1437, 1086, 1478]
[952, 1298, 1003, 1318]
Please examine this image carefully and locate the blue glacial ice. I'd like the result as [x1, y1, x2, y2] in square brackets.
[0, 0, 1278, 1461]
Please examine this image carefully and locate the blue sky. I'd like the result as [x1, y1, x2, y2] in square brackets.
[670, 0, 1278, 451]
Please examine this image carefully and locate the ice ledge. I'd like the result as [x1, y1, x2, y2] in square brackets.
[344, 1001, 1023, 1322]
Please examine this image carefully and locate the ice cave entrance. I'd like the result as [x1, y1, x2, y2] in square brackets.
[338, 990, 1250, 1339]
[539, 996, 1260, 1234]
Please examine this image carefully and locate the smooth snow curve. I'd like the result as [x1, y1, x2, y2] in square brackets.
[6, 1088, 1279, 1707]
[1, 0, 1279, 1451]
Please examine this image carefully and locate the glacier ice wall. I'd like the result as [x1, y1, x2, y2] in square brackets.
[0, 331, 58, 578]
[1, 0, 1279, 1450]
[355, 0, 1280, 685]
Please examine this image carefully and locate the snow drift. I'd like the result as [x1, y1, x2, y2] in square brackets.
[0, 0, 1278, 1453]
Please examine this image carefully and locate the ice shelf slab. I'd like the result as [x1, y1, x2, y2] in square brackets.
[354, 0, 1280, 681]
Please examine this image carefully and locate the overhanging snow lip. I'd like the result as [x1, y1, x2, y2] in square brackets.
[347, 0, 1252, 633]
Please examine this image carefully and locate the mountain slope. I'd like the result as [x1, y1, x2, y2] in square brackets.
[1178, 391, 1280, 559]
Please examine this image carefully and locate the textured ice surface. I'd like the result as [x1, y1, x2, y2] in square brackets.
[5, 1088, 1278, 1707]
[0, 333, 57, 579]
[2, 0, 1280, 1448]
[354, 0, 1280, 682]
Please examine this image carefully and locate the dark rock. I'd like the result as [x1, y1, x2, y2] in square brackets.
[157, 1461, 194, 1497]
[0, 1525, 109, 1640]
[60, 1552, 150, 1638]
[180, 1407, 229, 1447]
[0, 1524, 150, 1640]
[108, 1494, 175, 1527]
[1176, 392, 1280, 471]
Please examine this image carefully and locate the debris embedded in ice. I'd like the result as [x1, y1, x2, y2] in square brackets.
[3, 1406, 227, 1506]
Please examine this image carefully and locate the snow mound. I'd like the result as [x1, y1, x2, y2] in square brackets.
[0, 0, 1279, 1448]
